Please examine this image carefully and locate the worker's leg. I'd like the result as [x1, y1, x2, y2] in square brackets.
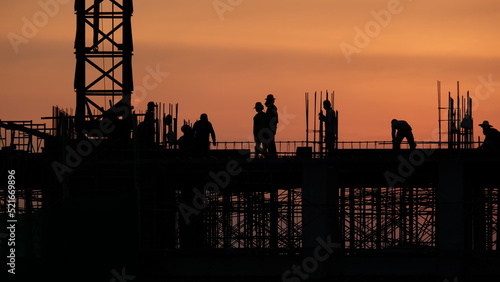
[255, 141, 263, 158]
[393, 132, 404, 149]
[325, 132, 335, 157]
[406, 131, 417, 149]
[267, 134, 277, 157]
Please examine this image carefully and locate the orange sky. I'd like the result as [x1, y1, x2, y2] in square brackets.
[1, 0, 500, 142]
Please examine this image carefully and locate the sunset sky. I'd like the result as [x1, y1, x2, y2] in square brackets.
[1, 0, 499, 143]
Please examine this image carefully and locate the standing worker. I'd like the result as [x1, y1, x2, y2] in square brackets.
[137, 101, 157, 147]
[391, 119, 416, 149]
[265, 94, 278, 157]
[193, 113, 216, 151]
[253, 102, 267, 158]
[318, 100, 336, 156]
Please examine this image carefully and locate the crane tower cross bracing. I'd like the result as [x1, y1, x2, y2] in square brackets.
[74, 0, 134, 138]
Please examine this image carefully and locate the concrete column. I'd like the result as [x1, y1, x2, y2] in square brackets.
[438, 159, 465, 278]
[302, 160, 328, 250]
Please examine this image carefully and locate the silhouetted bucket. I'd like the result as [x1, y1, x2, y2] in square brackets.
[296, 147, 312, 158]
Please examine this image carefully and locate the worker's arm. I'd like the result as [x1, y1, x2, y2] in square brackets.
[318, 112, 325, 122]
[391, 124, 396, 141]
[210, 125, 216, 146]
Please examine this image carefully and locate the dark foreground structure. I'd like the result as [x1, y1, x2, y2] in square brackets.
[1, 145, 499, 282]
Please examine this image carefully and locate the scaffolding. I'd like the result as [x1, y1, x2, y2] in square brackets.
[340, 186, 436, 251]
[1, 2, 500, 280]
[197, 188, 303, 251]
[0, 120, 48, 153]
[483, 187, 499, 251]
[304, 90, 339, 157]
[174, 168, 303, 253]
[437, 81, 474, 149]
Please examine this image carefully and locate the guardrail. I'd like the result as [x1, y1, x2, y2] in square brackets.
[214, 141, 482, 157]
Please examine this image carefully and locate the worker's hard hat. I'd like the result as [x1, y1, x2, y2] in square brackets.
[479, 120, 493, 128]
[265, 94, 275, 101]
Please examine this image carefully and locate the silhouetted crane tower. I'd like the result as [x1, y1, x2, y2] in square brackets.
[74, 0, 134, 138]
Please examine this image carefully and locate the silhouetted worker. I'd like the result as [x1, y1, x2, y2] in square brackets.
[193, 113, 216, 151]
[460, 114, 473, 130]
[391, 119, 416, 149]
[177, 124, 194, 150]
[265, 94, 278, 157]
[318, 100, 336, 156]
[137, 101, 157, 147]
[478, 120, 500, 150]
[253, 102, 267, 158]
[102, 100, 133, 141]
[164, 114, 176, 146]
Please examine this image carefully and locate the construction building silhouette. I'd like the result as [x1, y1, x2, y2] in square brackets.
[0, 1, 499, 281]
